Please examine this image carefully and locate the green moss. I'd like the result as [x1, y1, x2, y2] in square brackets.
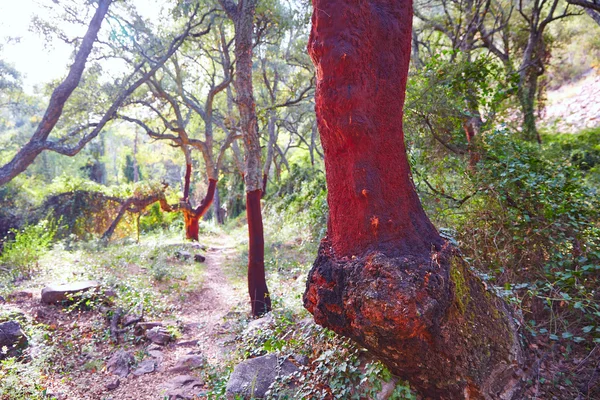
[450, 260, 470, 314]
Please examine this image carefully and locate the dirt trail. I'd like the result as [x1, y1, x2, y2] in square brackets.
[104, 234, 244, 400]
[0, 233, 246, 400]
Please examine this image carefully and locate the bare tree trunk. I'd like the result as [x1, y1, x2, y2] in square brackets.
[220, 0, 271, 316]
[133, 130, 140, 182]
[304, 1, 524, 398]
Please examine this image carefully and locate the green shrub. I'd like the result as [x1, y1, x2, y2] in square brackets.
[0, 219, 57, 279]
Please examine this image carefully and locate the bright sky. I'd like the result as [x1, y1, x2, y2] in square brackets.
[0, 0, 73, 91]
[0, 0, 165, 93]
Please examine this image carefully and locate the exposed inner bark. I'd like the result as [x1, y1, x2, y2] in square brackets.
[221, 0, 272, 316]
[246, 189, 271, 316]
[304, 1, 524, 398]
[181, 178, 217, 241]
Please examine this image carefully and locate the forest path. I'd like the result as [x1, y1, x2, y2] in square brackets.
[88, 232, 246, 400]
[175, 233, 245, 362]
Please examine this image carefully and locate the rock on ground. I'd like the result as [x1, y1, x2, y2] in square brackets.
[243, 313, 274, 335]
[107, 350, 134, 378]
[133, 359, 156, 376]
[226, 354, 299, 399]
[169, 354, 205, 373]
[175, 250, 192, 260]
[0, 321, 28, 359]
[146, 326, 172, 345]
[161, 375, 205, 400]
[41, 281, 100, 304]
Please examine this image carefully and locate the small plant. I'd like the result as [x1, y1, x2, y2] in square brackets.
[0, 219, 57, 280]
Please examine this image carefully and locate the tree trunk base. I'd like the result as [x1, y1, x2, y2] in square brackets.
[304, 240, 524, 399]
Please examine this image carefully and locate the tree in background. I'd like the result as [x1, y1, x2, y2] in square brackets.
[0, 1, 213, 186]
[303, 0, 523, 397]
[219, 0, 271, 316]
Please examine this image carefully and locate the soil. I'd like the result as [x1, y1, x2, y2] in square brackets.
[2, 234, 246, 400]
[542, 70, 600, 133]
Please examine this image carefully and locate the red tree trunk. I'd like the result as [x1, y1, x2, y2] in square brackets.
[184, 212, 200, 241]
[303, 1, 523, 398]
[246, 189, 271, 315]
[183, 178, 217, 241]
[222, 0, 272, 317]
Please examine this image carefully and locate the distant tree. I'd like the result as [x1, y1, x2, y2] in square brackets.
[304, 0, 524, 398]
[0, 1, 213, 186]
[219, 0, 271, 316]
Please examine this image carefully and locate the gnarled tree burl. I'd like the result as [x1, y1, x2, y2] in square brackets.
[303, 1, 524, 398]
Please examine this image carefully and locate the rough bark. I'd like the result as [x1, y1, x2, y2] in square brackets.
[303, 1, 524, 398]
[221, 0, 271, 316]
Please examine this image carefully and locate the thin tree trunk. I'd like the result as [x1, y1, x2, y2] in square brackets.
[304, 1, 523, 398]
[182, 178, 217, 241]
[213, 186, 224, 224]
[221, 0, 271, 316]
[133, 130, 140, 182]
[247, 189, 271, 315]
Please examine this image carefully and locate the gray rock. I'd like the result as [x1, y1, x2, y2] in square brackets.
[194, 254, 206, 263]
[147, 343, 163, 352]
[146, 326, 172, 345]
[0, 295, 5, 303]
[7, 291, 33, 302]
[191, 243, 207, 251]
[41, 281, 100, 304]
[162, 375, 205, 400]
[176, 339, 199, 347]
[0, 321, 28, 359]
[148, 350, 164, 362]
[169, 355, 205, 373]
[226, 354, 299, 399]
[105, 377, 120, 390]
[107, 350, 134, 378]
[133, 359, 156, 376]
[175, 250, 192, 260]
[244, 313, 274, 335]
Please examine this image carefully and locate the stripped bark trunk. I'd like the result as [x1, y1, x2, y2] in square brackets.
[304, 1, 524, 398]
[220, 0, 271, 316]
[182, 178, 217, 241]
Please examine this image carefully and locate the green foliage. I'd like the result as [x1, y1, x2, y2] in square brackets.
[0, 220, 57, 280]
[266, 160, 328, 241]
[405, 50, 517, 155]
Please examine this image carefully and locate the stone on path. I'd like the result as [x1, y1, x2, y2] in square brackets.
[194, 254, 206, 263]
[146, 326, 172, 345]
[161, 375, 206, 400]
[107, 350, 134, 378]
[169, 354, 205, 373]
[0, 321, 28, 359]
[41, 281, 100, 304]
[133, 359, 156, 376]
[226, 354, 299, 399]
[105, 377, 120, 391]
[175, 250, 192, 260]
[243, 313, 274, 335]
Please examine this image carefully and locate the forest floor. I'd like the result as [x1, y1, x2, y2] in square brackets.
[1, 230, 258, 399]
[543, 69, 600, 133]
